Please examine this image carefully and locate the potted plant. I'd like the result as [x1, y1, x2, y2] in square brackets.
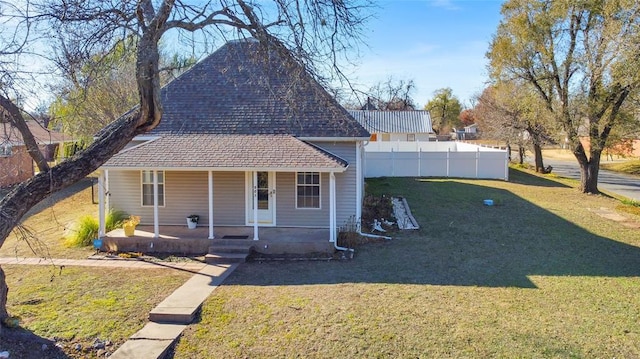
[186, 214, 199, 229]
[122, 215, 140, 237]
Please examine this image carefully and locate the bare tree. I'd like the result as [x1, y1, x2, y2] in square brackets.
[487, 0, 640, 192]
[0, 0, 371, 327]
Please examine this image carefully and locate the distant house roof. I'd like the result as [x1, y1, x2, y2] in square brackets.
[144, 39, 369, 139]
[1, 120, 69, 146]
[347, 110, 433, 134]
[103, 134, 348, 172]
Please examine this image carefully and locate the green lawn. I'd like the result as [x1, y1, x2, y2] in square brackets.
[172, 168, 640, 358]
[601, 159, 640, 176]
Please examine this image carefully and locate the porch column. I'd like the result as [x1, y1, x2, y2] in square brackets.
[355, 143, 363, 230]
[253, 171, 259, 240]
[104, 169, 110, 211]
[329, 172, 336, 243]
[153, 170, 159, 238]
[208, 170, 215, 239]
[98, 170, 106, 237]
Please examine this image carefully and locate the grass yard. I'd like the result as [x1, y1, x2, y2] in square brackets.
[602, 160, 640, 176]
[2, 265, 192, 358]
[0, 182, 98, 259]
[172, 168, 640, 358]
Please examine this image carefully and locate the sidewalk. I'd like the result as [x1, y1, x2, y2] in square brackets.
[0, 256, 238, 359]
[0, 256, 208, 272]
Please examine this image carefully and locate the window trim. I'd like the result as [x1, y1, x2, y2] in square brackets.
[0, 144, 12, 157]
[295, 172, 321, 210]
[407, 133, 416, 141]
[141, 170, 165, 207]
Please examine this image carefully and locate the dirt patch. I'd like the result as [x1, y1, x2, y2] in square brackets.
[590, 207, 640, 229]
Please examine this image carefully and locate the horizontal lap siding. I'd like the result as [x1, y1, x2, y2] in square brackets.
[276, 172, 330, 227]
[212, 172, 245, 225]
[309, 141, 358, 227]
[108, 170, 245, 226]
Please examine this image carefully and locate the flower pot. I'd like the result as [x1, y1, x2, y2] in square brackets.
[187, 218, 197, 229]
[123, 223, 136, 237]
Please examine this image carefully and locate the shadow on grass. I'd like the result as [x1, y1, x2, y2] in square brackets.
[225, 173, 640, 289]
[0, 326, 69, 358]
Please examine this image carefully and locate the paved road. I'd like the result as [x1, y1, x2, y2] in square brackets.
[543, 159, 640, 201]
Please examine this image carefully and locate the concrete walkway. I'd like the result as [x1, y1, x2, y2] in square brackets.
[0, 256, 239, 359]
[0, 256, 208, 272]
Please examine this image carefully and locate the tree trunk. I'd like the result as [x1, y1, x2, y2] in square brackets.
[0, 112, 141, 321]
[578, 151, 601, 194]
[533, 143, 545, 173]
[518, 146, 525, 164]
[0, 266, 7, 329]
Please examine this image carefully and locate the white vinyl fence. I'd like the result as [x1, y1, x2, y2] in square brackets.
[364, 141, 509, 180]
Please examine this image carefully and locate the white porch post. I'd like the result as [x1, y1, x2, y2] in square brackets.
[208, 170, 215, 239]
[329, 172, 336, 243]
[253, 171, 259, 241]
[98, 171, 106, 237]
[355, 144, 362, 230]
[153, 170, 159, 238]
[104, 169, 110, 211]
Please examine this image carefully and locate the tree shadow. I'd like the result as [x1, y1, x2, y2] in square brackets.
[507, 167, 572, 188]
[223, 177, 640, 288]
[0, 326, 69, 358]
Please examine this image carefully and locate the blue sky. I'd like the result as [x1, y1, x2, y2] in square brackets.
[349, 0, 504, 108]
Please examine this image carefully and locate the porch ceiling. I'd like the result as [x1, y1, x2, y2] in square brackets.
[102, 134, 348, 172]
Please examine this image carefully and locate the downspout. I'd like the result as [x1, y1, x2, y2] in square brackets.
[330, 172, 354, 254]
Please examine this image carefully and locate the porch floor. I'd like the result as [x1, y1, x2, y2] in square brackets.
[103, 226, 334, 256]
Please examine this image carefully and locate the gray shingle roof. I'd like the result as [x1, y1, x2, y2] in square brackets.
[147, 39, 369, 138]
[348, 110, 433, 134]
[103, 134, 348, 171]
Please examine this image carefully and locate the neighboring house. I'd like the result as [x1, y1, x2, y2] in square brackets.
[98, 39, 370, 246]
[453, 123, 479, 140]
[0, 120, 68, 188]
[348, 110, 433, 142]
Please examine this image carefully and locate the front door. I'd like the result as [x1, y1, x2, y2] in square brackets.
[246, 171, 275, 225]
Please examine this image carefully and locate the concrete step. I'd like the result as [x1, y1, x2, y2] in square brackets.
[208, 244, 253, 254]
[205, 252, 249, 264]
[148, 307, 197, 324]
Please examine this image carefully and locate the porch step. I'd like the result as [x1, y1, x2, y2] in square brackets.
[208, 245, 252, 254]
[206, 240, 254, 264]
[205, 252, 249, 264]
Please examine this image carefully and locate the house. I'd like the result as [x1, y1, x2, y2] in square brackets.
[97, 39, 370, 255]
[0, 120, 68, 188]
[348, 109, 433, 142]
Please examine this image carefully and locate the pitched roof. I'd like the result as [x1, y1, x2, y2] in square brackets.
[1, 121, 69, 146]
[102, 134, 348, 172]
[347, 110, 433, 134]
[147, 39, 369, 139]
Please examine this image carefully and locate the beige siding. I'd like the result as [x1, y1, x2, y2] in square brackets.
[276, 172, 330, 227]
[310, 141, 358, 227]
[106, 141, 360, 229]
[212, 172, 245, 225]
[108, 170, 245, 226]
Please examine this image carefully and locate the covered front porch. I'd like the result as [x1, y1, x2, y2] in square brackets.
[102, 225, 334, 256]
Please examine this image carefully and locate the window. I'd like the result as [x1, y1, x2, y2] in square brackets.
[0, 144, 12, 157]
[296, 172, 320, 209]
[407, 133, 416, 141]
[141, 170, 165, 206]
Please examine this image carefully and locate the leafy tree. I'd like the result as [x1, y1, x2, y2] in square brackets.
[0, 0, 371, 328]
[458, 109, 476, 127]
[425, 87, 462, 134]
[487, 0, 640, 193]
[49, 37, 197, 139]
[474, 82, 557, 169]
